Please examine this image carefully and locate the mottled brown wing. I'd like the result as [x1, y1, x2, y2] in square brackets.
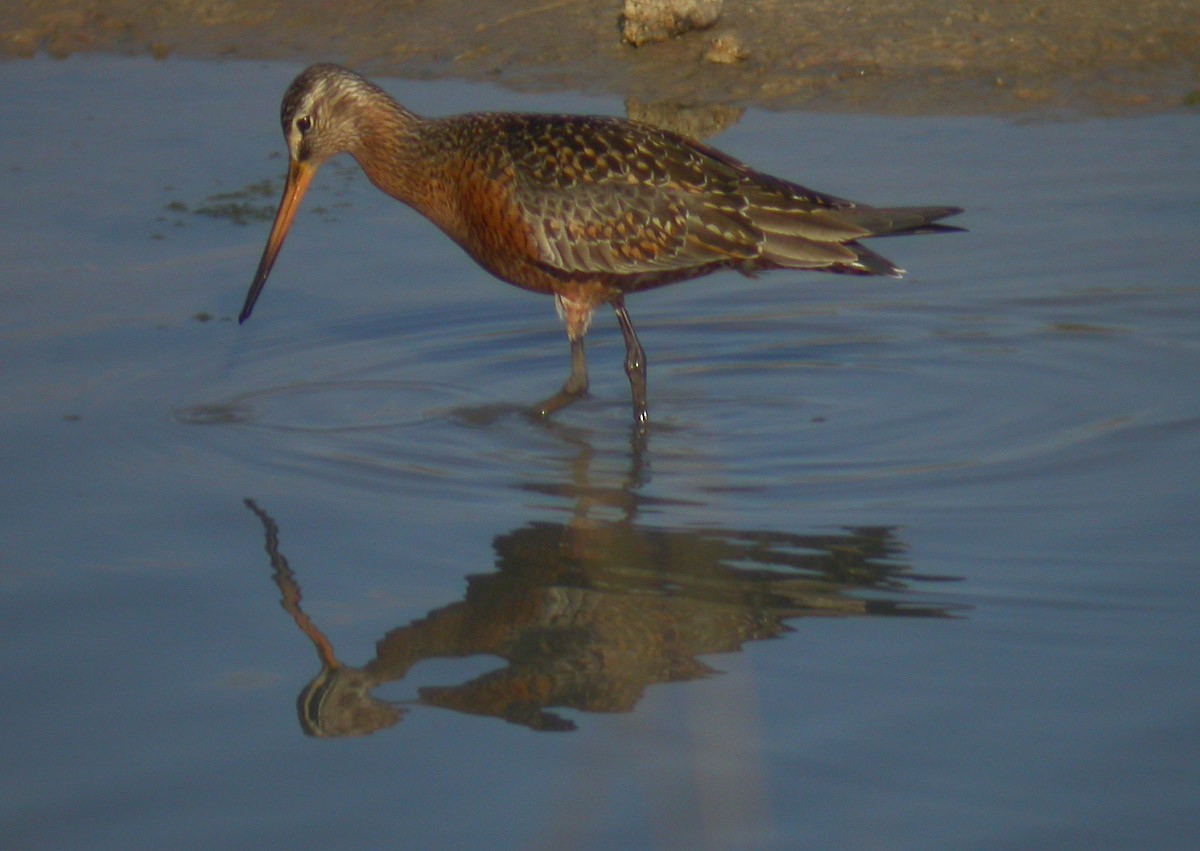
[493, 115, 767, 276]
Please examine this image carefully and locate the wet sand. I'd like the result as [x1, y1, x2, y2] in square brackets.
[4, 0, 1199, 114]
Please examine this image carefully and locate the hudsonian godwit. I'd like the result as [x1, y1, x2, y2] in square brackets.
[240, 64, 962, 431]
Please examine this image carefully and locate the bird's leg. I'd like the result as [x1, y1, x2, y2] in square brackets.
[533, 336, 588, 417]
[612, 297, 648, 432]
[534, 296, 592, 418]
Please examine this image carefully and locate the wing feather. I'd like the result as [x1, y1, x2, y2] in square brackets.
[444, 112, 960, 282]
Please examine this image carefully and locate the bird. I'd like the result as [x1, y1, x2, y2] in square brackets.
[239, 64, 962, 431]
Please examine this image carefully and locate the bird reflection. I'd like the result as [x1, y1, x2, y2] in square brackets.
[245, 450, 959, 737]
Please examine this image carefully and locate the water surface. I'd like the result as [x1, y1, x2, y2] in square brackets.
[2, 57, 1198, 850]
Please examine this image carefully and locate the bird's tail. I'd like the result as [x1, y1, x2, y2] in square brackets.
[842, 205, 965, 238]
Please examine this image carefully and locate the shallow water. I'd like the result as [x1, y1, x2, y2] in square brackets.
[2, 56, 1198, 849]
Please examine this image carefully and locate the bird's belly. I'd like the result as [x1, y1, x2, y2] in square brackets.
[457, 236, 619, 308]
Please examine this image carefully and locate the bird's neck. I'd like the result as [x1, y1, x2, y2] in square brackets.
[349, 96, 431, 209]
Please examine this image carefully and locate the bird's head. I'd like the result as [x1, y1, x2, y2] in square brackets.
[239, 64, 383, 324]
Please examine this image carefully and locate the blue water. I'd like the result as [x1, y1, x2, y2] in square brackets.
[2, 56, 1198, 849]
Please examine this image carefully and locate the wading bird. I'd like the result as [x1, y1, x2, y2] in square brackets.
[240, 64, 961, 430]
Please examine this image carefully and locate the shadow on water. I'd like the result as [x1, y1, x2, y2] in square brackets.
[244, 425, 964, 738]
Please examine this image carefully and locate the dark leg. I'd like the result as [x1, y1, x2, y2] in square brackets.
[534, 295, 593, 418]
[612, 298, 648, 432]
[534, 335, 589, 417]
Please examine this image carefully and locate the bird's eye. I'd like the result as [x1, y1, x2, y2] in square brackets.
[296, 115, 313, 136]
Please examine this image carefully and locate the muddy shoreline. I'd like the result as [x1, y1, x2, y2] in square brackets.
[5, 0, 1199, 115]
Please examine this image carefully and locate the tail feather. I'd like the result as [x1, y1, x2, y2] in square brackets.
[755, 204, 961, 276]
[848, 242, 904, 277]
[839, 205, 964, 237]
[761, 233, 859, 268]
[867, 220, 966, 238]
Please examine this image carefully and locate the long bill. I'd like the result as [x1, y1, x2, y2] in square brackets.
[238, 158, 316, 324]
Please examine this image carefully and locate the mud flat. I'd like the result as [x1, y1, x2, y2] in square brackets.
[4, 0, 1199, 114]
